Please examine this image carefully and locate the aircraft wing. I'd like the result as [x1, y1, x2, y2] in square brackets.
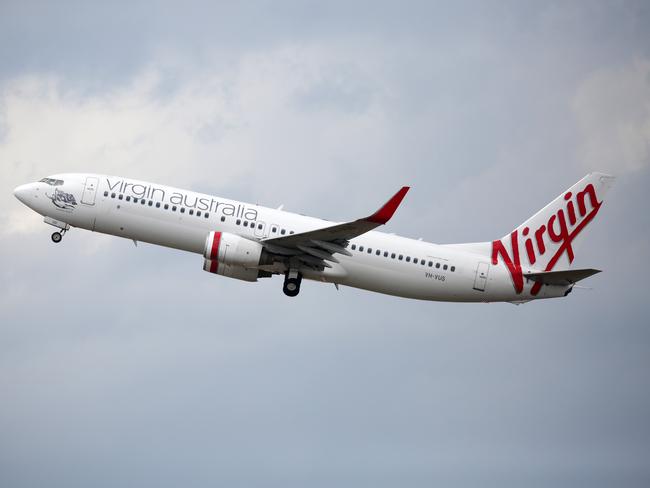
[260, 186, 409, 269]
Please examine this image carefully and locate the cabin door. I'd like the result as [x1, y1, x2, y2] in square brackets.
[81, 177, 99, 205]
[473, 262, 490, 291]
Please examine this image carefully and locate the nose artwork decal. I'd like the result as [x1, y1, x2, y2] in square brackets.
[47, 188, 78, 211]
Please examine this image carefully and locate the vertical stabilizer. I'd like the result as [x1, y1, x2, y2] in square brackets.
[492, 173, 615, 295]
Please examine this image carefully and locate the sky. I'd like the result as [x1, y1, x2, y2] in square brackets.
[1, 1, 649, 486]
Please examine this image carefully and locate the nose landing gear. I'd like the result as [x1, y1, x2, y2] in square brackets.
[44, 216, 70, 244]
[283, 269, 303, 297]
[51, 229, 66, 243]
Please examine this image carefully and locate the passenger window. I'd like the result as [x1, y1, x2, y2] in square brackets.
[103, 191, 108, 197]
[428, 261, 433, 267]
[148, 201, 153, 206]
[126, 196, 131, 202]
[391, 253, 396, 259]
[236, 219, 241, 225]
[272, 227, 277, 233]
[290, 231, 294, 234]
[367, 248, 372, 254]
[359, 246, 364, 252]
[281, 229, 286, 235]
[351, 244, 356, 250]
[180, 208, 185, 213]
[156, 202, 160, 208]
[172, 206, 177, 211]
[258, 224, 263, 230]
[111, 193, 116, 198]
[376, 250, 381, 256]
[204, 213, 209, 218]
[196, 211, 201, 217]
[413, 258, 418, 264]
[383, 251, 388, 257]
[443, 264, 448, 270]
[164, 203, 168, 209]
[399, 255, 403, 260]
[189, 209, 194, 215]
[221, 216, 225, 222]
[436, 263, 440, 268]
[141, 199, 145, 205]
[421, 260, 425, 266]
[406, 256, 411, 262]
[450, 266, 455, 272]
[243, 221, 248, 227]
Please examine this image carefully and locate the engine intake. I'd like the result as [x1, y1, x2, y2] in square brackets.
[203, 231, 269, 282]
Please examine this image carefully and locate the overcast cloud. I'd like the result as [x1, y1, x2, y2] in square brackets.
[1, 1, 650, 487]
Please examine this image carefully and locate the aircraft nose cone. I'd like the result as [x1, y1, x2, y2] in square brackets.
[13, 184, 31, 204]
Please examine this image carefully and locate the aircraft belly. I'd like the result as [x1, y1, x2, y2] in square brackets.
[331, 258, 521, 302]
[335, 259, 456, 301]
[94, 209, 206, 254]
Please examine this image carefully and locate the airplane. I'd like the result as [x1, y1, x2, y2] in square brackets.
[13, 172, 615, 303]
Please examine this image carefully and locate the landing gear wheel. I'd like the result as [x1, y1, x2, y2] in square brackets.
[51, 231, 63, 243]
[283, 271, 303, 297]
[283, 279, 300, 297]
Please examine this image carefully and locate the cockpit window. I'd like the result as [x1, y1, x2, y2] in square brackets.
[39, 178, 64, 186]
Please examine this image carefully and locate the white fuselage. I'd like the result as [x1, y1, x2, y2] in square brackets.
[14, 173, 573, 302]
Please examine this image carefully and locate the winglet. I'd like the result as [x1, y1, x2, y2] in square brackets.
[367, 186, 410, 224]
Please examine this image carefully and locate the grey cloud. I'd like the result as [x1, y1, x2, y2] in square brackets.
[291, 64, 376, 114]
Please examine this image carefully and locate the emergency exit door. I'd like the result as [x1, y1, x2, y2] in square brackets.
[473, 262, 490, 291]
[81, 177, 99, 205]
[254, 221, 266, 238]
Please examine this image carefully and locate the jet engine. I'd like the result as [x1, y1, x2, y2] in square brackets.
[202, 231, 272, 282]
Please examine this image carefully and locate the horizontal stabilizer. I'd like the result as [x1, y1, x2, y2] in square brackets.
[524, 268, 601, 286]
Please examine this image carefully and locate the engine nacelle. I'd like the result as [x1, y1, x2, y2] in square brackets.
[203, 231, 266, 282]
